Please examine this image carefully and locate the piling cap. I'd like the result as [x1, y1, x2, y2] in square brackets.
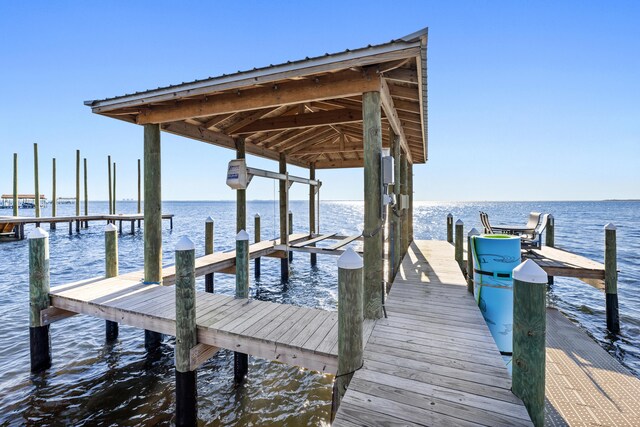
[468, 227, 480, 236]
[105, 223, 117, 232]
[236, 229, 249, 241]
[513, 259, 548, 284]
[337, 247, 363, 270]
[604, 223, 616, 231]
[29, 227, 48, 239]
[455, 219, 463, 225]
[205, 216, 214, 223]
[447, 213, 453, 218]
[175, 236, 195, 251]
[254, 213, 260, 218]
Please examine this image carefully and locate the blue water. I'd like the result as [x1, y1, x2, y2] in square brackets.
[0, 200, 638, 426]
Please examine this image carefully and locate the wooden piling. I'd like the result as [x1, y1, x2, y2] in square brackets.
[34, 143, 41, 218]
[29, 227, 51, 372]
[112, 162, 117, 215]
[107, 155, 113, 215]
[362, 90, 383, 320]
[75, 149, 80, 217]
[408, 162, 413, 243]
[279, 153, 289, 282]
[144, 124, 163, 349]
[309, 163, 317, 266]
[512, 259, 548, 427]
[234, 230, 250, 383]
[205, 216, 214, 293]
[105, 223, 119, 340]
[446, 213, 453, 243]
[546, 214, 555, 247]
[254, 214, 261, 278]
[288, 210, 293, 262]
[332, 247, 364, 416]
[51, 158, 56, 230]
[466, 228, 480, 293]
[400, 152, 408, 257]
[174, 237, 197, 427]
[455, 219, 464, 267]
[137, 159, 141, 214]
[84, 158, 88, 227]
[604, 223, 619, 334]
[392, 134, 401, 275]
[13, 153, 18, 217]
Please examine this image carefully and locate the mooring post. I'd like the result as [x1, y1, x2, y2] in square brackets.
[84, 158, 88, 228]
[512, 259, 547, 427]
[51, 158, 56, 230]
[107, 155, 113, 215]
[29, 227, 51, 372]
[309, 163, 317, 266]
[137, 158, 141, 227]
[446, 213, 453, 243]
[254, 214, 261, 278]
[288, 210, 294, 262]
[204, 216, 214, 293]
[234, 230, 250, 383]
[13, 153, 18, 217]
[112, 162, 117, 215]
[105, 223, 119, 340]
[545, 214, 554, 247]
[279, 153, 290, 282]
[34, 143, 41, 218]
[331, 247, 364, 418]
[174, 236, 197, 427]
[467, 228, 480, 293]
[144, 124, 163, 349]
[604, 223, 619, 334]
[75, 149, 80, 219]
[455, 219, 464, 267]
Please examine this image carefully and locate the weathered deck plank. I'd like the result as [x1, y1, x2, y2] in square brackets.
[333, 240, 532, 426]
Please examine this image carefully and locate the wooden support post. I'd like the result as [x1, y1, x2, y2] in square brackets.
[400, 152, 408, 257]
[604, 223, 619, 334]
[112, 162, 117, 215]
[408, 162, 413, 243]
[12, 153, 18, 217]
[309, 163, 317, 266]
[205, 216, 214, 293]
[137, 158, 141, 227]
[118, 219, 122, 235]
[107, 155, 112, 215]
[235, 137, 246, 233]
[512, 259, 547, 427]
[68, 221, 72, 235]
[105, 223, 119, 340]
[546, 215, 554, 247]
[29, 228, 51, 372]
[279, 153, 289, 282]
[288, 210, 294, 262]
[234, 230, 250, 383]
[455, 219, 464, 267]
[75, 149, 80, 217]
[331, 248, 364, 417]
[84, 158, 88, 227]
[254, 214, 261, 278]
[362, 91, 383, 320]
[174, 237, 197, 427]
[392, 135, 401, 275]
[467, 228, 480, 293]
[446, 213, 453, 243]
[144, 124, 163, 349]
[34, 143, 41, 218]
[51, 158, 56, 230]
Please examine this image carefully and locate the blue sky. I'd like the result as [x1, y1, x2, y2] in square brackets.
[1, 1, 638, 201]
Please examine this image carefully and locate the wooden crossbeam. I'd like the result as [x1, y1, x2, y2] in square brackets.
[380, 79, 413, 163]
[315, 158, 363, 169]
[136, 71, 381, 125]
[387, 83, 419, 101]
[326, 234, 361, 251]
[233, 109, 362, 135]
[384, 68, 418, 84]
[292, 233, 337, 248]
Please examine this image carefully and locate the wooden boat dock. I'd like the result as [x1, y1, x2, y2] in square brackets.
[0, 213, 174, 239]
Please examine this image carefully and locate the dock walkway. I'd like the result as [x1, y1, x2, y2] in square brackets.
[333, 240, 532, 426]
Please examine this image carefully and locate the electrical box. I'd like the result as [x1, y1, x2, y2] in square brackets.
[382, 155, 394, 185]
[398, 194, 409, 210]
[226, 159, 249, 190]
